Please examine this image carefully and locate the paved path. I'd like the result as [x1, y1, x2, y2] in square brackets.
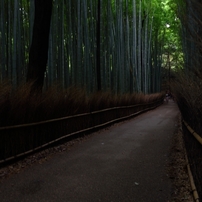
[0, 101, 179, 202]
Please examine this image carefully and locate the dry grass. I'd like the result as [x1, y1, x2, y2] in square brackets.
[0, 82, 164, 127]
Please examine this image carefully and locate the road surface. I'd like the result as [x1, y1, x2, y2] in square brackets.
[0, 101, 179, 202]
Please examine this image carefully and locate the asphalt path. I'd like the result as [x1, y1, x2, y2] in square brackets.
[0, 100, 179, 202]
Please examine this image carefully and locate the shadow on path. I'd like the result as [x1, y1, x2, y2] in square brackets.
[0, 101, 179, 202]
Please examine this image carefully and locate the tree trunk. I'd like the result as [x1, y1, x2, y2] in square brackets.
[27, 0, 53, 92]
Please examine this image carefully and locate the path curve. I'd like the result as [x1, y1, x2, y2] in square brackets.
[0, 101, 179, 202]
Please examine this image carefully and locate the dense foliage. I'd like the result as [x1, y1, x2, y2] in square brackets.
[0, 0, 182, 94]
[171, 0, 202, 198]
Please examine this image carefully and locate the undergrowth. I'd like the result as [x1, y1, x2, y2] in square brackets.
[0, 81, 164, 127]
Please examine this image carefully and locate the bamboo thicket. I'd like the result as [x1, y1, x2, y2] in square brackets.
[0, 0, 169, 94]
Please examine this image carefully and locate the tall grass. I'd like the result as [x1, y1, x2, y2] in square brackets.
[0, 82, 164, 127]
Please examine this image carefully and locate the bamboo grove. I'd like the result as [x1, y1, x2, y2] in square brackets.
[172, 0, 202, 198]
[176, 0, 202, 72]
[0, 0, 181, 94]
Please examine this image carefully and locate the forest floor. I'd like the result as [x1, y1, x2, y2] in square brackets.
[0, 100, 194, 202]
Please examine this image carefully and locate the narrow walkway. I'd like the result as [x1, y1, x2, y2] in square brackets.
[0, 101, 179, 202]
